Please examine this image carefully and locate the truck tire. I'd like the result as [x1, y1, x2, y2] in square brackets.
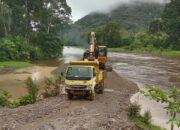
[89, 91, 95, 101]
[99, 63, 105, 70]
[67, 92, 73, 100]
[99, 82, 104, 94]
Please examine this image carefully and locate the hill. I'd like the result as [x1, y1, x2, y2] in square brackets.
[74, 2, 165, 32]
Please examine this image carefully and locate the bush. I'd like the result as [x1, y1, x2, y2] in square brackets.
[13, 36, 30, 60]
[0, 37, 17, 60]
[18, 95, 35, 106]
[29, 46, 43, 60]
[128, 102, 141, 119]
[0, 89, 10, 107]
[143, 110, 152, 125]
[24, 77, 39, 102]
[31, 33, 64, 59]
[42, 75, 63, 98]
[0, 36, 30, 61]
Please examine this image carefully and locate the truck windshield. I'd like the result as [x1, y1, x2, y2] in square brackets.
[66, 67, 92, 80]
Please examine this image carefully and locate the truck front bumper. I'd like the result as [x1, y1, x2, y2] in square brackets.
[65, 85, 92, 91]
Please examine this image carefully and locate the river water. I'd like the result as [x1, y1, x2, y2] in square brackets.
[109, 52, 180, 130]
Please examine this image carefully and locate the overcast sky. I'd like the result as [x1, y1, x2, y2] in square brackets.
[67, 0, 168, 21]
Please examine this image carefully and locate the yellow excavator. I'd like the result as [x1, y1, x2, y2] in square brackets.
[83, 32, 108, 69]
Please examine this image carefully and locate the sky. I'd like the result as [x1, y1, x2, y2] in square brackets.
[67, 0, 168, 22]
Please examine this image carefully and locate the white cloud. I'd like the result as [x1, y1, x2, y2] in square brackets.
[67, 0, 168, 21]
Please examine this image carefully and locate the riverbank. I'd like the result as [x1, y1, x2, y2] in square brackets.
[0, 65, 56, 99]
[0, 61, 32, 69]
[108, 48, 180, 59]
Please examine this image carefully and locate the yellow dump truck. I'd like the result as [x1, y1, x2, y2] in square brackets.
[65, 60, 104, 100]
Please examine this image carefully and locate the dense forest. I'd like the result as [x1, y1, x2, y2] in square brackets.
[0, 0, 71, 61]
[65, 0, 180, 51]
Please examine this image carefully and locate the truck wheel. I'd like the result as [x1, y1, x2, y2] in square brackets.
[99, 82, 104, 94]
[89, 91, 95, 101]
[67, 92, 73, 100]
[99, 63, 105, 70]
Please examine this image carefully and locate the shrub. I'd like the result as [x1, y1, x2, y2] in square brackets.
[0, 37, 17, 60]
[142, 85, 180, 130]
[0, 89, 10, 107]
[29, 46, 43, 60]
[13, 36, 30, 60]
[31, 33, 64, 59]
[24, 77, 39, 102]
[42, 76, 63, 98]
[128, 102, 141, 119]
[143, 110, 152, 125]
[0, 36, 30, 61]
[18, 95, 35, 106]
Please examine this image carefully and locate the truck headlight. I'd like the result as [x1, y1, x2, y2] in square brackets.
[86, 85, 92, 90]
[65, 86, 71, 89]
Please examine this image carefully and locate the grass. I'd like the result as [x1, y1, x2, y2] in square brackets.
[108, 48, 180, 59]
[132, 117, 166, 130]
[0, 61, 32, 69]
[128, 103, 166, 130]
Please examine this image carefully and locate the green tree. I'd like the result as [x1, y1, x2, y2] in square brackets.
[162, 0, 180, 49]
[142, 85, 180, 130]
[149, 19, 165, 34]
[0, 0, 12, 37]
[0, 36, 30, 61]
[102, 22, 122, 47]
[2, 0, 71, 42]
[32, 33, 63, 59]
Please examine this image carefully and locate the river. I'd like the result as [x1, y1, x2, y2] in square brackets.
[109, 52, 180, 130]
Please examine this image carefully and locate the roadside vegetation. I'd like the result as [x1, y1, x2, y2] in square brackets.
[0, 75, 63, 108]
[141, 85, 180, 130]
[129, 103, 166, 130]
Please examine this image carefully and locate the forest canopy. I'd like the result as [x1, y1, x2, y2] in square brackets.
[0, 0, 71, 60]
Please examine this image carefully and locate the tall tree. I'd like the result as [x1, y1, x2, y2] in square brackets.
[1, 0, 71, 41]
[162, 0, 180, 49]
[38, 0, 71, 34]
[102, 22, 122, 47]
[0, 0, 12, 37]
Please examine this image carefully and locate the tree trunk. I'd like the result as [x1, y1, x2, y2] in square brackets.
[47, 24, 50, 33]
[25, 0, 32, 44]
[4, 24, 7, 36]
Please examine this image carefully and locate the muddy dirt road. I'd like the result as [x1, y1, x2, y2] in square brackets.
[0, 68, 137, 130]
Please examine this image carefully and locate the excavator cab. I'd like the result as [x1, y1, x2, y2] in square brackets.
[98, 46, 107, 56]
[98, 46, 108, 70]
